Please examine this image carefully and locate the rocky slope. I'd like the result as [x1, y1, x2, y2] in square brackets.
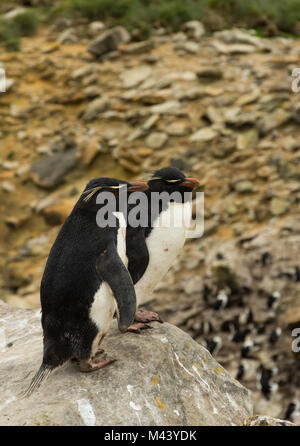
[0, 19, 299, 421]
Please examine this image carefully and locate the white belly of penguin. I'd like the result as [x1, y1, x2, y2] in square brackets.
[89, 215, 128, 350]
[135, 201, 191, 306]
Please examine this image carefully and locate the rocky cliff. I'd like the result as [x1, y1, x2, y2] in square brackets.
[0, 17, 299, 420]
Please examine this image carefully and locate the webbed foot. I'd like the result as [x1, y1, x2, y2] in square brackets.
[77, 351, 116, 372]
[134, 309, 163, 324]
[127, 322, 152, 334]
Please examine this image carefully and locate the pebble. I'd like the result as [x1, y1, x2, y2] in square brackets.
[145, 132, 168, 149]
[189, 127, 218, 143]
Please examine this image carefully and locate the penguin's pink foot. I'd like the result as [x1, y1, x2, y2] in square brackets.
[134, 309, 163, 324]
[127, 322, 152, 334]
[78, 352, 116, 372]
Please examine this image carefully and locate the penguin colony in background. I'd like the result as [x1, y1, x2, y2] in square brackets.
[164, 263, 300, 421]
[24, 167, 199, 395]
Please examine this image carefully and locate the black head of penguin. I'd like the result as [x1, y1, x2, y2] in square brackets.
[77, 177, 148, 215]
[147, 166, 200, 200]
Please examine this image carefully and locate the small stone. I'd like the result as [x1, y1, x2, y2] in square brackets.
[5, 79, 14, 91]
[3, 7, 26, 19]
[235, 91, 261, 106]
[183, 21, 206, 40]
[120, 65, 152, 89]
[150, 100, 181, 114]
[71, 64, 96, 80]
[172, 32, 187, 42]
[258, 109, 291, 135]
[227, 205, 238, 216]
[233, 222, 246, 236]
[145, 132, 168, 149]
[17, 131, 27, 141]
[30, 148, 78, 189]
[126, 129, 145, 142]
[5, 214, 29, 229]
[174, 87, 206, 100]
[136, 148, 152, 157]
[2, 161, 19, 170]
[3, 260, 32, 288]
[244, 415, 295, 426]
[88, 26, 130, 57]
[120, 40, 154, 55]
[205, 106, 224, 124]
[57, 28, 78, 44]
[197, 67, 223, 80]
[234, 180, 256, 193]
[224, 107, 256, 127]
[212, 141, 235, 159]
[84, 86, 101, 99]
[119, 159, 141, 174]
[175, 41, 199, 54]
[42, 42, 61, 54]
[282, 136, 299, 152]
[10, 99, 33, 118]
[257, 166, 272, 179]
[19, 235, 50, 257]
[81, 138, 102, 166]
[215, 29, 262, 47]
[270, 197, 290, 216]
[41, 198, 75, 226]
[189, 127, 218, 143]
[142, 114, 160, 130]
[237, 130, 259, 150]
[82, 97, 110, 121]
[2, 181, 15, 193]
[89, 21, 105, 35]
[166, 122, 189, 136]
[213, 41, 256, 54]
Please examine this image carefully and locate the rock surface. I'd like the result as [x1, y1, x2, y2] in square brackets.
[244, 415, 296, 426]
[0, 301, 252, 426]
[30, 148, 78, 189]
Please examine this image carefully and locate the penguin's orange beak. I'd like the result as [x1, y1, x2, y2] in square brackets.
[181, 178, 200, 189]
[128, 181, 148, 192]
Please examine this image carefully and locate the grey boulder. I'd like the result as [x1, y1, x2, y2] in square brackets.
[0, 301, 253, 426]
[30, 147, 78, 189]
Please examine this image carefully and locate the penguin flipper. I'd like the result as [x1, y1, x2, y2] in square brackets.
[96, 242, 137, 332]
[126, 226, 149, 285]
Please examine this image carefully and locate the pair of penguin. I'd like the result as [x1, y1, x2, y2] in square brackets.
[25, 166, 199, 395]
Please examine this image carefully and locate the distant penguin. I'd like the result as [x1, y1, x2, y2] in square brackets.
[214, 291, 228, 310]
[268, 327, 282, 344]
[126, 167, 199, 322]
[204, 336, 222, 355]
[24, 178, 148, 396]
[285, 401, 300, 421]
[241, 339, 259, 358]
[236, 361, 249, 381]
[267, 291, 281, 309]
[256, 365, 278, 399]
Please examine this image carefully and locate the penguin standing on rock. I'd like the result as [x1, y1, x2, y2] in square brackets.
[126, 167, 200, 327]
[24, 178, 148, 396]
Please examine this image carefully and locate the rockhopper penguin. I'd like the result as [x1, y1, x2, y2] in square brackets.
[24, 177, 148, 396]
[126, 167, 200, 326]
